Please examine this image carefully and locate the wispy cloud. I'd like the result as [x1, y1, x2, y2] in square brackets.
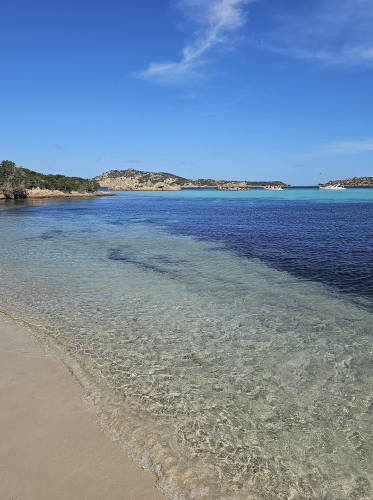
[261, 45, 373, 67]
[138, 0, 252, 84]
[320, 138, 373, 154]
[138, 0, 373, 85]
[259, 0, 373, 67]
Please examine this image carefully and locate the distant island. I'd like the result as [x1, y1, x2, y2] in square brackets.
[3, 162, 370, 199]
[0, 161, 113, 199]
[321, 176, 373, 187]
[95, 168, 289, 191]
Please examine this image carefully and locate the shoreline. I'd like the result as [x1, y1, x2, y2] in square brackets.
[0, 314, 165, 500]
[0, 189, 115, 200]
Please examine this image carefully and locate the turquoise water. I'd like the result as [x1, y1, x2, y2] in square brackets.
[112, 186, 373, 203]
[0, 188, 372, 499]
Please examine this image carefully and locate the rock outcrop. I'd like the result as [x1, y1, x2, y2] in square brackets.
[25, 188, 114, 199]
[96, 168, 289, 191]
[323, 176, 373, 187]
[96, 169, 188, 191]
[0, 188, 114, 200]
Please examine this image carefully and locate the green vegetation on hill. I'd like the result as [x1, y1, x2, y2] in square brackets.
[97, 168, 288, 188]
[102, 168, 191, 185]
[0, 160, 100, 198]
[325, 176, 373, 186]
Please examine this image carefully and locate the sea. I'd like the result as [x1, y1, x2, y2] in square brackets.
[0, 187, 372, 499]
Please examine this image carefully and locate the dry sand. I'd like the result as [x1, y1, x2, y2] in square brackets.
[0, 316, 165, 500]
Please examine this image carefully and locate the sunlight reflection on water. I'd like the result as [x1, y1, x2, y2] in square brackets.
[0, 192, 372, 499]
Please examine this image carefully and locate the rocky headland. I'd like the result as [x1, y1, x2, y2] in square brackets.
[0, 161, 114, 200]
[95, 168, 288, 191]
[0, 188, 114, 200]
[322, 176, 373, 187]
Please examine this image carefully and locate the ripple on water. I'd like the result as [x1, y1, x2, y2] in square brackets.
[0, 202, 372, 499]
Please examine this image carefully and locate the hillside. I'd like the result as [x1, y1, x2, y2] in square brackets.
[324, 176, 373, 187]
[96, 168, 288, 191]
[0, 160, 103, 199]
[96, 168, 191, 191]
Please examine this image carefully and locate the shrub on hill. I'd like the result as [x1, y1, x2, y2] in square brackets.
[0, 160, 99, 198]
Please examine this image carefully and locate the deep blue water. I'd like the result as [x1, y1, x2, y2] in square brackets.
[1, 187, 373, 499]
[113, 196, 372, 299]
[10, 188, 371, 299]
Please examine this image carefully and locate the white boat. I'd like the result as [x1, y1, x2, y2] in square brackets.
[264, 185, 284, 191]
[319, 184, 345, 190]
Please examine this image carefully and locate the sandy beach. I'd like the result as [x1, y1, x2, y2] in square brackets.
[0, 315, 165, 500]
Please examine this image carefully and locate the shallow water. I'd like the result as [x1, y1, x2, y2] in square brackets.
[0, 188, 372, 499]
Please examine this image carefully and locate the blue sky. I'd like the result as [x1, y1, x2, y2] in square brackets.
[1, 0, 372, 184]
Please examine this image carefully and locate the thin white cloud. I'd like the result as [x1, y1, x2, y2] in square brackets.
[138, 0, 252, 84]
[261, 45, 373, 67]
[320, 138, 373, 154]
[259, 0, 373, 67]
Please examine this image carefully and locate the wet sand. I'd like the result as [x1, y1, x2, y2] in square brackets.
[0, 315, 165, 500]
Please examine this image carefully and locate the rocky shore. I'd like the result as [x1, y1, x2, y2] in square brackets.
[0, 189, 115, 200]
[323, 176, 373, 187]
[0, 161, 115, 200]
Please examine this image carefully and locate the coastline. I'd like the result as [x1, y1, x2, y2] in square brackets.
[0, 314, 165, 500]
[0, 189, 115, 200]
